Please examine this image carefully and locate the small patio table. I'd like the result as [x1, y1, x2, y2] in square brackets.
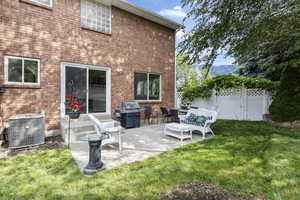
[164, 123, 192, 142]
[80, 134, 109, 175]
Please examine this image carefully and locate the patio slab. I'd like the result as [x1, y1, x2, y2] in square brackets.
[69, 124, 211, 171]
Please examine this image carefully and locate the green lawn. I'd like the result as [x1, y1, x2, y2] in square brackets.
[0, 120, 300, 200]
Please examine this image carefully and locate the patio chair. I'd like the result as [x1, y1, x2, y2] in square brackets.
[160, 107, 171, 123]
[180, 106, 189, 110]
[112, 109, 121, 121]
[169, 109, 180, 123]
[88, 114, 123, 151]
[143, 106, 153, 125]
[180, 108, 217, 139]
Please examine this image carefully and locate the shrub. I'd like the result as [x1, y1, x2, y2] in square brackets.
[269, 64, 300, 122]
[182, 75, 279, 105]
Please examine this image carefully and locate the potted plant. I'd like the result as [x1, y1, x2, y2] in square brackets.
[66, 95, 83, 119]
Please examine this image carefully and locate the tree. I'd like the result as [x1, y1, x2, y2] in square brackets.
[269, 64, 300, 122]
[179, 0, 300, 122]
[179, 0, 300, 76]
[176, 54, 201, 92]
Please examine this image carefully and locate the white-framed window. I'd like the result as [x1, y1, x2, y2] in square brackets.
[81, 0, 112, 34]
[28, 0, 53, 7]
[134, 72, 161, 101]
[4, 56, 40, 85]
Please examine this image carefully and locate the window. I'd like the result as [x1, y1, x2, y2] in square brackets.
[81, 0, 111, 34]
[4, 56, 40, 85]
[28, 0, 52, 7]
[134, 73, 161, 101]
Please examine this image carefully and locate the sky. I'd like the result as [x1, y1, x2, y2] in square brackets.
[126, 0, 234, 66]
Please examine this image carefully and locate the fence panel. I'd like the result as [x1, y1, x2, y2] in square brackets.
[245, 89, 266, 121]
[216, 89, 244, 120]
[176, 92, 183, 108]
[177, 88, 272, 121]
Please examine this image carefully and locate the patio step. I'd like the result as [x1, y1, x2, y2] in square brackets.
[70, 131, 98, 142]
[61, 115, 119, 144]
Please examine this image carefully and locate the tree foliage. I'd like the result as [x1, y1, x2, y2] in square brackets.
[269, 64, 300, 122]
[182, 75, 278, 105]
[179, 0, 300, 75]
[176, 54, 201, 92]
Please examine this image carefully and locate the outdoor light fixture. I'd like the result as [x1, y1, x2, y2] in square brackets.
[116, 67, 123, 73]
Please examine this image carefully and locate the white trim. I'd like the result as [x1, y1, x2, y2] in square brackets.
[4, 56, 40, 86]
[147, 73, 149, 100]
[29, 0, 53, 7]
[60, 62, 111, 118]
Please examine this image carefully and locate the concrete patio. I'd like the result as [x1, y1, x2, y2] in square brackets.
[69, 124, 211, 171]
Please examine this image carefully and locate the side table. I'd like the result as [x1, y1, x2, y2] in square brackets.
[164, 123, 192, 142]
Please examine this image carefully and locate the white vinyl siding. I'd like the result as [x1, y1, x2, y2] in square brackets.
[81, 0, 112, 34]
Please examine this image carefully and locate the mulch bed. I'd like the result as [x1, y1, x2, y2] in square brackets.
[160, 183, 265, 200]
[0, 135, 65, 158]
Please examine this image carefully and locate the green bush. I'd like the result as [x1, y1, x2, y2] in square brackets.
[182, 75, 279, 105]
[269, 64, 300, 122]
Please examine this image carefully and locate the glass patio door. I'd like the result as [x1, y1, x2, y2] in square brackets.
[88, 69, 106, 113]
[65, 66, 88, 114]
[65, 65, 107, 115]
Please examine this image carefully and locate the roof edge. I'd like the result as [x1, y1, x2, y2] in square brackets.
[112, 0, 182, 30]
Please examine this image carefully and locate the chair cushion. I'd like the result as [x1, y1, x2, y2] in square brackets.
[196, 115, 207, 126]
[186, 113, 197, 122]
[181, 119, 204, 127]
[206, 116, 213, 120]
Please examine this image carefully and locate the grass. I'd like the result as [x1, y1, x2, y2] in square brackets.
[0, 120, 300, 200]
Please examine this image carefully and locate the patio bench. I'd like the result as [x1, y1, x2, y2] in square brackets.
[179, 108, 217, 139]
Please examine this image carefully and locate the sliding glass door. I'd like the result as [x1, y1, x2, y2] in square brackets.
[65, 66, 87, 114]
[64, 64, 108, 115]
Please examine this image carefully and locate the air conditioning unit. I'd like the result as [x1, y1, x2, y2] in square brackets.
[8, 113, 45, 149]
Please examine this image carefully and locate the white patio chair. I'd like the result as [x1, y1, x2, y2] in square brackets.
[180, 108, 217, 139]
[88, 114, 123, 151]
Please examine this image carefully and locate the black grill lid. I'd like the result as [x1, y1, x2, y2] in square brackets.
[121, 101, 140, 112]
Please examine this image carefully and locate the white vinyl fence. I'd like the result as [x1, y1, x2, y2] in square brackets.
[177, 89, 273, 121]
[176, 92, 183, 109]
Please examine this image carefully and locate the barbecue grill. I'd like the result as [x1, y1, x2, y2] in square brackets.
[120, 101, 141, 129]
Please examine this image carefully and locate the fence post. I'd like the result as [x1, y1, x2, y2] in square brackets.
[242, 88, 247, 120]
[213, 89, 218, 111]
[262, 90, 268, 115]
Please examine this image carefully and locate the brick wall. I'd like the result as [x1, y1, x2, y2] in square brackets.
[0, 0, 176, 130]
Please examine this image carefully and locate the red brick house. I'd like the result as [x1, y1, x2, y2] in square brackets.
[0, 0, 180, 132]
